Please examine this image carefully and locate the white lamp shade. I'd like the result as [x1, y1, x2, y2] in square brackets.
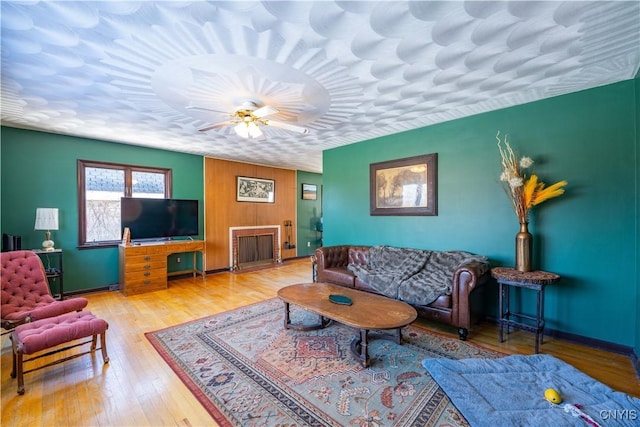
[234, 122, 263, 139]
[34, 208, 59, 230]
[234, 123, 249, 138]
[247, 122, 263, 138]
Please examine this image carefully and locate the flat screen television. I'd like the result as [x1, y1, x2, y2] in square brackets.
[121, 198, 199, 241]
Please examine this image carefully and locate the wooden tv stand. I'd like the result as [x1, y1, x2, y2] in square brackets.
[118, 240, 205, 296]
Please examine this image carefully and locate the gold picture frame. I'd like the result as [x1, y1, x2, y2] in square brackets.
[370, 153, 437, 216]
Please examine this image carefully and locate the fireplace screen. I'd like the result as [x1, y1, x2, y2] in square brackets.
[237, 234, 274, 266]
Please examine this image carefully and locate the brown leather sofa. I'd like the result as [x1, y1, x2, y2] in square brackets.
[312, 245, 489, 340]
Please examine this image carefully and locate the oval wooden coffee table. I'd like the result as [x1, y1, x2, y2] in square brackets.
[277, 282, 418, 367]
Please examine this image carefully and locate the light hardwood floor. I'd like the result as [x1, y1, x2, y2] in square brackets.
[2, 258, 638, 426]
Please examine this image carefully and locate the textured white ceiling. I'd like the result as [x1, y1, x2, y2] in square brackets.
[2, 1, 639, 173]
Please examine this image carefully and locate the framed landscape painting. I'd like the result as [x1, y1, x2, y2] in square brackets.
[370, 153, 437, 216]
[301, 183, 317, 200]
[237, 176, 275, 203]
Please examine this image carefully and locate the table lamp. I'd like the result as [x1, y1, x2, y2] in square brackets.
[34, 208, 59, 251]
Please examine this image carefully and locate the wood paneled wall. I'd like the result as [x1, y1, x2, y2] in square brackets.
[204, 157, 297, 271]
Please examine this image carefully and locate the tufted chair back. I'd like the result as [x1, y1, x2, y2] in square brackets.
[1, 251, 88, 330]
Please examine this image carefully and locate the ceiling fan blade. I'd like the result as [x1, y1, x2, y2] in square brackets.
[198, 121, 235, 132]
[252, 105, 278, 118]
[186, 105, 230, 114]
[265, 120, 309, 134]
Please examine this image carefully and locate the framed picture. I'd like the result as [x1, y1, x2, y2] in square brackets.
[370, 153, 437, 216]
[237, 176, 275, 203]
[301, 183, 317, 200]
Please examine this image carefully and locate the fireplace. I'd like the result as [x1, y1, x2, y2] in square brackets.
[237, 235, 274, 265]
[229, 226, 281, 271]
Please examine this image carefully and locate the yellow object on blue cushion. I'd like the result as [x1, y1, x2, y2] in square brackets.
[544, 388, 562, 404]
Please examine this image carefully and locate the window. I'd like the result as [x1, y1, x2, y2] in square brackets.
[78, 160, 172, 247]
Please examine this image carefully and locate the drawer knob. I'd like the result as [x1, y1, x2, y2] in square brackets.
[144, 272, 151, 277]
[143, 280, 150, 285]
[144, 264, 151, 269]
[144, 256, 151, 261]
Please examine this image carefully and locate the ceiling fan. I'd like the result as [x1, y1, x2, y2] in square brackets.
[188, 101, 309, 139]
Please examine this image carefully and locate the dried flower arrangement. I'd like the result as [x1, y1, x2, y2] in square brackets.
[497, 131, 568, 223]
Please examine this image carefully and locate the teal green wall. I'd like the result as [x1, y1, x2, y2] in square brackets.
[324, 80, 638, 348]
[296, 171, 323, 256]
[635, 78, 640, 361]
[1, 127, 204, 293]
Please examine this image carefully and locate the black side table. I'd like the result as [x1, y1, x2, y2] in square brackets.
[32, 249, 64, 300]
[491, 267, 560, 353]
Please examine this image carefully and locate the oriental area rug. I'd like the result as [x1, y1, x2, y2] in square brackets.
[145, 298, 503, 427]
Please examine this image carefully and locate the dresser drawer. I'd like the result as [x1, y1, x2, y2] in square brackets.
[165, 241, 204, 254]
[124, 268, 165, 281]
[167, 243, 187, 253]
[122, 245, 150, 256]
[122, 269, 167, 296]
[190, 241, 204, 251]
[124, 254, 166, 272]
[125, 245, 167, 255]
[143, 244, 167, 255]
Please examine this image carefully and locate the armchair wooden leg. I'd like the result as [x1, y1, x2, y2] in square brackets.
[15, 351, 25, 395]
[10, 332, 25, 393]
[100, 332, 109, 363]
[10, 334, 17, 379]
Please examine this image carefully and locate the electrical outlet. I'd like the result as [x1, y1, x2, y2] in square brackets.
[307, 241, 311, 247]
[176, 257, 181, 263]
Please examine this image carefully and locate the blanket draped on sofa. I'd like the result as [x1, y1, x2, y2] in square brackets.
[348, 245, 488, 306]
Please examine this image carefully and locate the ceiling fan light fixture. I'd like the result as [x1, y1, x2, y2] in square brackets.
[234, 123, 249, 138]
[247, 122, 262, 138]
[234, 121, 263, 139]
[197, 101, 307, 138]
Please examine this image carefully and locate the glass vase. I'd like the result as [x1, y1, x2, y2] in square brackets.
[515, 222, 532, 272]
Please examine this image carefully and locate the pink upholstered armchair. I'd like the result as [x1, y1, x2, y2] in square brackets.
[1, 251, 88, 330]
